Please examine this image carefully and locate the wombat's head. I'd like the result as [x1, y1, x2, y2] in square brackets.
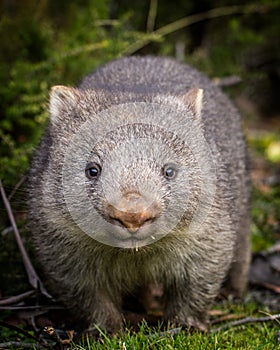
[47, 86, 217, 249]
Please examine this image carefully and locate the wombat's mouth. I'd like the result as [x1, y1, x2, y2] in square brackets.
[116, 235, 157, 249]
[103, 215, 161, 249]
[109, 217, 157, 234]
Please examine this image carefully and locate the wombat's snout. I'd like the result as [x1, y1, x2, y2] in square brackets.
[107, 192, 161, 233]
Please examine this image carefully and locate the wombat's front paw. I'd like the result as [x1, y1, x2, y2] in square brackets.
[164, 309, 209, 332]
[185, 316, 209, 332]
[84, 318, 123, 337]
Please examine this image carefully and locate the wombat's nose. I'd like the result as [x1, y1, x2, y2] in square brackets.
[107, 198, 159, 233]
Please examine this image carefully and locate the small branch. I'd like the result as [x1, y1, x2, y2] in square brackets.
[0, 290, 35, 306]
[94, 19, 120, 27]
[33, 41, 109, 72]
[213, 75, 242, 87]
[0, 180, 52, 299]
[0, 342, 46, 349]
[146, 0, 158, 33]
[266, 242, 280, 255]
[0, 305, 63, 311]
[211, 313, 280, 333]
[122, 4, 277, 56]
[147, 313, 280, 337]
[8, 175, 26, 201]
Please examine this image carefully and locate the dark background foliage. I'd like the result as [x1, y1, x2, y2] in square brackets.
[0, 0, 279, 186]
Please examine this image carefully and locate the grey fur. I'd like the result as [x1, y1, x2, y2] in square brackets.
[29, 56, 251, 332]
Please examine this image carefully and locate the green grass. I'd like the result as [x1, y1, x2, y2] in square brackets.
[1, 321, 279, 350]
[74, 322, 279, 350]
[68, 302, 280, 350]
[1, 302, 279, 349]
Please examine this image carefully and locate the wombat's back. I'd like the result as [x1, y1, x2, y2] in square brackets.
[80, 56, 212, 95]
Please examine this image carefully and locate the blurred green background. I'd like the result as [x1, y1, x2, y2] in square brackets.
[0, 0, 279, 186]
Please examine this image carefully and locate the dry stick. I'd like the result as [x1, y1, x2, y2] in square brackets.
[32, 41, 108, 72]
[0, 180, 52, 299]
[8, 175, 26, 201]
[0, 305, 63, 311]
[210, 313, 280, 333]
[122, 4, 274, 56]
[0, 342, 46, 350]
[0, 290, 35, 306]
[149, 313, 280, 337]
[266, 242, 280, 254]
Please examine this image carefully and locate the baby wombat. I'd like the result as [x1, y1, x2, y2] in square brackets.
[29, 56, 251, 332]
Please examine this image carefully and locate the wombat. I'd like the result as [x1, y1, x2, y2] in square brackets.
[29, 56, 251, 332]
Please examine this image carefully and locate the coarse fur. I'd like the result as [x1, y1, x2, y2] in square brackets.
[29, 56, 251, 332]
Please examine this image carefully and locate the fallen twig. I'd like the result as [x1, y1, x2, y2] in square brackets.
[211, 313, 246, 325]
[147, 313, 280, 338]
[266, 242, 280, 255]
[0, 341, 47, 349]
[0, 290, 36, 306]
[0, 180, 52, 299]
[257, 282, 280, 294]
[0, 305, 63, 311]
[210, 313, 280, 333]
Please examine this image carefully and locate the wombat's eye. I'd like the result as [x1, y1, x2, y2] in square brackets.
[85, 162, 102, 179]
[162, 164, 177, 180]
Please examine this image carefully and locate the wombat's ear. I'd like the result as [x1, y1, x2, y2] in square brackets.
[181, 88, 203, 121]
[49, 85, 81, 124]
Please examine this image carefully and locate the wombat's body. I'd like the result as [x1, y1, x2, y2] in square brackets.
[29, 56, 250, 332]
